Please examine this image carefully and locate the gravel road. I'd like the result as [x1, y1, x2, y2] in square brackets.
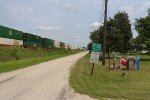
[0, 52, 94, 100]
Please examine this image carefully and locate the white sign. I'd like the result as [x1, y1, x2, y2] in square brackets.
[90, 52, 100, 63]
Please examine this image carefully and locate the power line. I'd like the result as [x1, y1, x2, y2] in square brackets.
[107, 0, 110, 19]
[100, 0, 105, 24]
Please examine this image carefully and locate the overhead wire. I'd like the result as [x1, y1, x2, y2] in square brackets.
[99, 0, 105, 24]
[90, 0, 104, 31]
[108, 0, 110, 19]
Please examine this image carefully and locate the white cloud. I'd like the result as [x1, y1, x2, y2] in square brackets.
[83, 40, 88, 44]
[63, 3, 73, 11]
[75, 38, 81, 42]
[37, 26, 62, 31]
[91, 22, 103, 29]
[73, 35, 81, 39]
[7, 2, 35, 16]
[62, 3, 79, 12]
[144, 1, 150, 7]
[120, 6, 134, 16]
[21, 8, 35, 15]
[138, 7, 144, 11]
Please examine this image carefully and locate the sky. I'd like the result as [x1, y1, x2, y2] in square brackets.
[0, 0, 150, 47]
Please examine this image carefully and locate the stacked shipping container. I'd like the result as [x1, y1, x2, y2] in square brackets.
[0, 25, 78, 49]
[0, 25, 23, 46]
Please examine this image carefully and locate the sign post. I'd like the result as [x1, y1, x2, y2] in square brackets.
[90, 43, 101, 76]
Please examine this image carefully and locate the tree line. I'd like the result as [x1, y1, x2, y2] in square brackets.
[88, 8, 150, 54]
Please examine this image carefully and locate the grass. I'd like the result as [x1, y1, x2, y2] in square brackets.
[69, 53, 150, 100]
[0, 47, 79, 62]
[0, 46, 82, 73]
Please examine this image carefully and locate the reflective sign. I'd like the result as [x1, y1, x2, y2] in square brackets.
[92, 43, 101, 52]
[90, 52, 100, 63]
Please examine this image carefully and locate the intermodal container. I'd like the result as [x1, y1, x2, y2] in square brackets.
[41, 38, 53, 48]
[0, 25, 23, 40]
[0, 37, 23, 46]
[54, 40, 60, 48]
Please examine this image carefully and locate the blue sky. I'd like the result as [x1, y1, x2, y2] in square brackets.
[0, 0, 150, 47]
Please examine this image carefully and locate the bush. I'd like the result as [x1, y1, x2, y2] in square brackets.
[9, 47, 20, 60]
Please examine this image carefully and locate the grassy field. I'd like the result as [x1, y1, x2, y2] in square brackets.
[0, 47, 82, 73]
[70, 53, 150, 100]
[0, 47, 79, 62]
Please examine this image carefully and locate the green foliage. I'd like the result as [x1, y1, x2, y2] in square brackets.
[87, 42, 92, 50]
[130, 37, 145, 52]
[90, 11, 132, 53]
[113, 12, 132, 52]
[135, 8, 150, 52]
[9, 47, 20, 60]
[70, 54, 150, 100]
[148, 8, 150, 15]
[0, 47, 82, 73]
[0, 46, 82, 62]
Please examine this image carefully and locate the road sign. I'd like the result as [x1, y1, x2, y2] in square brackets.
[90, 52, 100, 63]
[92, 43, 101, 52]
[90, 43, 101, 76]
[90, 43, 101, 63]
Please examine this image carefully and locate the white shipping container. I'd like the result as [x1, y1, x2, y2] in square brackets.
[0, 37, 13, 45]
[54, 40, 60, 48]
[0, 37, 23, 46]
[65, 43, 68, 49]
[13, 40, 23, 46]
[70, 45, 74, 49]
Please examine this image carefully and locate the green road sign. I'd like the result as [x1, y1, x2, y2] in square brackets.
[92, 43, 102, 52]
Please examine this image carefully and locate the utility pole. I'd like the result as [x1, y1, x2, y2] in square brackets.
[102, 0, 108, 65]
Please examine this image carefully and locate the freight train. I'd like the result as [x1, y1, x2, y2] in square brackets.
[0, 25, 77, 49]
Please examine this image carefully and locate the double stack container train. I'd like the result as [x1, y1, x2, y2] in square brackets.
[0, 25, 23, 46]
[0, 25, 69, 49]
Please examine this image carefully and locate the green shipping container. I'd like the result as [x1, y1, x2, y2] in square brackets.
[24, 41, 36, 47]
[37, 36, 42, 43]
[47, 39, 54, 48]
[23, 33, 41, 43]
[41, 38, 54, 48]
[24, 41, 42, 47]
[36, 42, 43, 47]
[0, 25, 23, 40]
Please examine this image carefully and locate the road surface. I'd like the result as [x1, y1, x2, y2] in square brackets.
[0, 52, 92, 100]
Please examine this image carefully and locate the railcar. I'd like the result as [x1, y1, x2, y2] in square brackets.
[23, 33, 42, 48]
[54, 40, 60, 48]
[0, 25, 23, 46]
[41, 38, 54, 48]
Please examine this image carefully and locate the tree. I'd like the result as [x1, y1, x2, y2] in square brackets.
[135, 8, 150, 52]
[89, 11, 132, 54]
[130, 37, 144, 52]
[87, 42, 92, 50]
[90, 28, 102, 43]
[113, 11, 132, 53]
[148, 8, 150, 15]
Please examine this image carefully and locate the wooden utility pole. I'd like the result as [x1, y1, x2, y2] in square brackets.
[102, 0, 108, 65]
